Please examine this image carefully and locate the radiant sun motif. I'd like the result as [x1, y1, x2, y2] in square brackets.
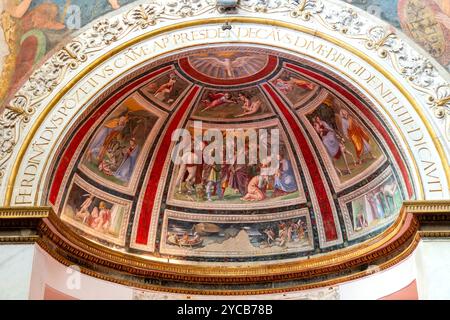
[187, 51, 270, 80]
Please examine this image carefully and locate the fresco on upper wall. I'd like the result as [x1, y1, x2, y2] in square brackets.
[0, 0, 448, 109]
[188, 50, 270, 80]
[0, 0, 137, 104]
[343, 0, 450, 71]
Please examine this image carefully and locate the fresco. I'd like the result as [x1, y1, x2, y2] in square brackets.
[61, 176, 131, 246]
[0, 0, 138, 104]
[139, 71, 191, 109]
[305, 95, 383, 182]
[169, 124, 302, 208]
[188, 50, 269, 80]
[342, 173, 403, 239]
[343, 0, 450, 70]
[47, 45, 411, 263]
[81, 95, 160, 187]
[271, 70, 317, 107]
[191, 87, 273, 120]
[161, 210, 313, 257]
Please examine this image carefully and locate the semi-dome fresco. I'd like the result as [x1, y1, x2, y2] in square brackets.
[45, 45, 414, 264]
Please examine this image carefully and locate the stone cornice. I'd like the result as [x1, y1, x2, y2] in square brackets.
[0, 201, 448, 294]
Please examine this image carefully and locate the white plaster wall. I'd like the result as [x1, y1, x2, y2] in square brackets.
[339, 253, 416, 299]
[29, 245, 132, 300]
[415, 239, 450, 300]
[28, 244, 418, 300]
[0, 244, 35, 300]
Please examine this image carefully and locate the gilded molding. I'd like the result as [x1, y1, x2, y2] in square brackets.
[0, 207, 49, 243]
[0, 201, 448, 293]
[0, 207, 51, 219]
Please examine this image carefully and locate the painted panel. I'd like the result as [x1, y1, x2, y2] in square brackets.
[80, 94, 163, 191]
[61, 175, 132, 246]
[160, 209, 314, 258]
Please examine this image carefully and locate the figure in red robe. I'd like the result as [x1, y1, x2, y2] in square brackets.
[200, 92, 235, 112]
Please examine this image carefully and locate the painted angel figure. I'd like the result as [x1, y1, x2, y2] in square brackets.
[201, 92, 235, 112]
[197, 54, 260, 77]
[234, 93, 263, 117]
[154, 73, 177, 102]
[263, 228, 276, 245]
[433, 0, 450, 29]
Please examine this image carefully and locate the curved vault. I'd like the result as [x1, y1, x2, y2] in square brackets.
[0, 0, 449, 293]
[47, 45, 413, 264]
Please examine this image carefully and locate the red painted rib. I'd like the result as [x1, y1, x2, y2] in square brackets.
[263, 84, 338, 241]
[285, 63, 413, 198]
[49, 65, 172, 205]
[136, 86, 200, 245]
[179, 55, 278, 86]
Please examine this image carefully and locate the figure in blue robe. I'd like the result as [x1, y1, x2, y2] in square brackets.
[114, 139, 139, 182]
[89, 113, 129, 161]
[274, 157, 298, 193]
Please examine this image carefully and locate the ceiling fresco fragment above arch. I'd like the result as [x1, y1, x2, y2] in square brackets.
[42, 45, 414, 264]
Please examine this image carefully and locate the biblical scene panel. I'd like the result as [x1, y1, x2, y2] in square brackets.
[61, 176, 131, 246]
[303, 95, 384, 187]
[191, 87, 274, 121]
[140, 70, 191, 109]
[160, 210, 313, 258]
[167, 122, 304, 210]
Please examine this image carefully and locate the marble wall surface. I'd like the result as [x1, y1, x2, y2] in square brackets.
[415, 239, 450, 299]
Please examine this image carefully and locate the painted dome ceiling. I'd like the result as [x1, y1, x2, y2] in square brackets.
[46, 45, 414, 265]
